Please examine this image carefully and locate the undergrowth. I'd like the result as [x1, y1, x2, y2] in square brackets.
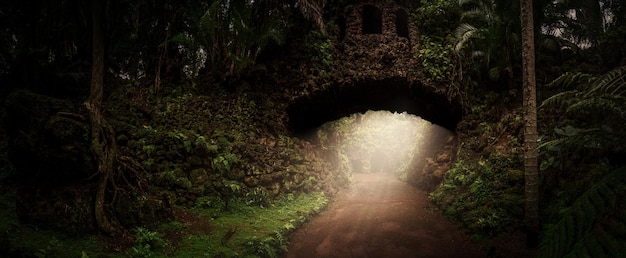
[0, 191, 328, 258]
[430, 88, 525, 239]
[169, 192, 328, 257]
[430, 151, 524, 238]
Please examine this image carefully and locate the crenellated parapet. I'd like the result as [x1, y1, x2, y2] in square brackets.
[333, 0, 420, 83]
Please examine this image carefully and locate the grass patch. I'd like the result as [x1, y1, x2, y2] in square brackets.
[1, 191, 328, 257]
[171, 192, 328, 257]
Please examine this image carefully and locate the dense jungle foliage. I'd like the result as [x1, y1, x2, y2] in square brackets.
[1, 0, 625, 257]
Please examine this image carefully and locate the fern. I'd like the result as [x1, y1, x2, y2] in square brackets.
[540, 66, 626, 152]
[454, 23, 479, 52]
[296, 0, 325, 33]
[540, 66, 626, 257]
[539, 125, 623, 153]
[541, 66, 626, 120]
[539, 166, 626, 258]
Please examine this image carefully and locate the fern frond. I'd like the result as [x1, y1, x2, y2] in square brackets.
[460, 7, 487, 21]
[541, 125, 625, 152]
[566, 95, 626, 120]
[586, 66, 626, 98]
[454, 23, 479, 52]
[541, 66, 626, 121]
[457, 0, 476, 7]
[538, 89, 579, 109]
[544, 71, 593, 90]
[488, 66, 501, 81]
[296, 0, 325, 33]
[539, 166, 626, 258]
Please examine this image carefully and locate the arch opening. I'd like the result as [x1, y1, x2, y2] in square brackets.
[287, 79, 462, 136]
[308, 110, 456, 191]
[362, 5, 383, 35]
[287, 80, 461, 189]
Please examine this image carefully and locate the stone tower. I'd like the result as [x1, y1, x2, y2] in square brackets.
[333, 0, 419, 82]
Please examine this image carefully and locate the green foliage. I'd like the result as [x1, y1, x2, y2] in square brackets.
[130, 227, 167, 258]
[195, 195, 225, 209]
[160, 220, 185, 231]
[212, 153, 241, 174]
[418, 37, 455, 82]
[1, 226, 107, 258]
[539, 66, 626, 257]
[156, 170, 192, 190]
[414, 0, 461, 38]
[303, 30, 334, 75]
[454, 0, 521, 83]
[414, 0, 462, 95]
[243, 187, 271, 208]
[539, 166, 626, 258]
[245, 231, 289, 258]
[197, 0, 286, 84]
[430, 153, 524, 237]
[541, 67, 626, 145]
[1, 188, 106, 257]
[175, 192, 328, 257]
[35, 237, 63, 258]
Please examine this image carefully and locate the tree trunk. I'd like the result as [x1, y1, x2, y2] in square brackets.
[520, 0, 539, 247]
[86, 0, 117, 235]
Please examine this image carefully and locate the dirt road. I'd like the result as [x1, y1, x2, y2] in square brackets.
[284, 173, 485, 258]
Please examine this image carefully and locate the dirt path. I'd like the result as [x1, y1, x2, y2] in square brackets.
[284, 173, 486, 258]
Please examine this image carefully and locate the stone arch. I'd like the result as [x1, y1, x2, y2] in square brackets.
[395, 9, 409, 39]
[286, 78, 462, 135]
[362, 5, 382, 34]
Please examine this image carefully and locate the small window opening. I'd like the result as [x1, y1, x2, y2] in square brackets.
[396, 9, 409, 38]
[338, 16, 346, 41]
[362, 5, 382, 34]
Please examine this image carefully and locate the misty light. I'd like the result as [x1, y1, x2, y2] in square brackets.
[315, 110, 447, 179]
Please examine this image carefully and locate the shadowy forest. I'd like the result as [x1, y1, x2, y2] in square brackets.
[0, 0, 625, 257]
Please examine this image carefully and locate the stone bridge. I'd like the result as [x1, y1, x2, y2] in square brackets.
[287, 0, 461, 133]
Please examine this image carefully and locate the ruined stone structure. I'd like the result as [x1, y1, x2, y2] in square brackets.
[333, 0, 420, 82]
[287, 0, 462, 134]
[286, 1, 461, 190]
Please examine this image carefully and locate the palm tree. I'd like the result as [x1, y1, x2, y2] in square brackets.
[520, 0, 539, 247]
[454, 0, 521, 87]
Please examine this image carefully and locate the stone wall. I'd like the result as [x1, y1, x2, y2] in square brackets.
[333, 0, 420, 82]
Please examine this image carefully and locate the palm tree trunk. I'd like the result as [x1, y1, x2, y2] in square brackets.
[520, 0, 539, 247]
